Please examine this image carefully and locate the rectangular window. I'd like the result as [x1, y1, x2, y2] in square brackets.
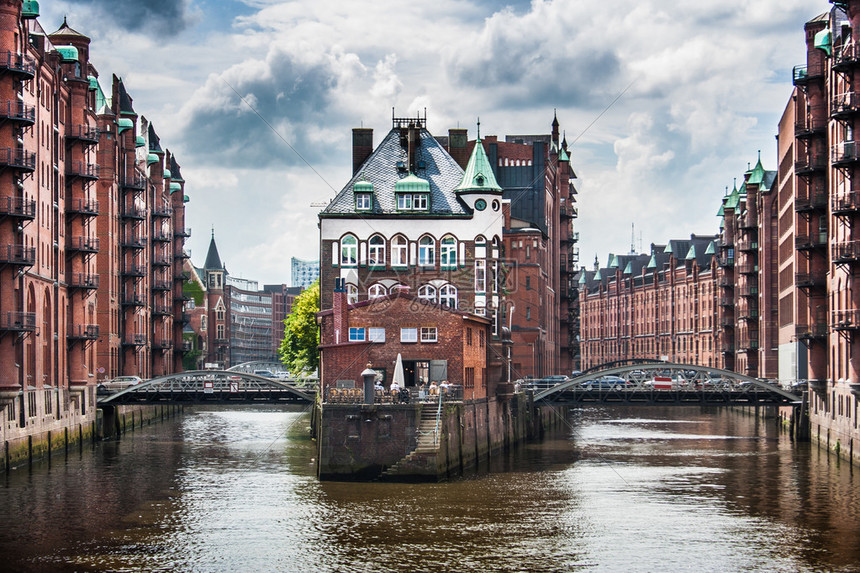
[479, 330, 485, 348]
[368, 327, 385, 343]
[348, 327, 366, 341]
[355, 193, 371, 210]
[401, 327, 418, 343]
[420, 327, 437, 342]
[413, 194, 428, 210]
[475, 260, 486, 292]
[397, 194, 412, 210]
[466, 327, 473, 346]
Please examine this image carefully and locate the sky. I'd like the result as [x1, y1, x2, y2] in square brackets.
[41, 0, 821, 285]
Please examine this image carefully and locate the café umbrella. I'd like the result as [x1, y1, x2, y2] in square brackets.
[393, 353, 405, 390]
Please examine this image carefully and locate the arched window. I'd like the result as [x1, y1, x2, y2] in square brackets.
[418, 284, 436, 302]
[347, 283, 358, 304]
[368, 235, 385, 266]
[439, 284, 457, 308]
[391, 235, 408, 266]
[419, 235, 435, 267]
[341, 235, 357, 266]
[440, 235, 456, 268]
[368, 284, 387, 299]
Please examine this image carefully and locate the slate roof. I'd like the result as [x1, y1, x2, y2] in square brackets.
[50, 17, 88, 39]
[116, 77, 136, 117]
[170, 155, 184, 181]
[321, 127, 470, 217]
[149, 123, 163, 154]
[204, 231, 225, 271]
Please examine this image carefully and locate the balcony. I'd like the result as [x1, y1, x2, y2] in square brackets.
[152, 280, 171, 291]
[719, 297, 734, 307]
[121, 235, 147, 249]
[0, 50, 35, 78]
[795, 273, 824, 289]
[793, 62, 824, 85]
[153, 253, 171, 267]
[718, 256, 734, 268]
[738, 338, 760, 352]
[833, 309, 860, 332]
[121, 205, 145, 220]
[67, 236, 98, 253]
[121, 173, 146, 191]
[832, 191, 860, 215]
[719, 342, 735, 353]
[833, 141, 860, 166]
[152, 229, 172, 243]
[174, 250, 190, 260]
[738, 308, 759, 321]
[174, 227, 191, 238]
[737, 215, 757, 230]
[67, 161, 99, 180]
[153, 339, 173, 350]
[795, 235, 826, 251]
[67, 197, 99, 216]
[0, 195, 35, 219]
[174, 294, 192, 304]
[737, 238, 758, 252]
[833, 41, 860, 71]
[67, 324, 99, 341]
[121, 293, 146, 307]
[795, 153, 827, 174]
[0, 244, 35, 265]
[121, 264, 145, 278]
[796, 323, 827, 340]
[739, 285, 759, 297]
[796, 186, 828, 213]
[717, 276, 733, 287]
[122, 334, 147, 346]
[0, 100, 34, 125]
[737, 262, 759, 275]
[0, 311, 35, 332]
[0, 147, 35, 172]
[152, 205, 172, 218]
[719, 316, 734, 327]
[832, 241, 860, 264]
[832, 92, 860, 118]
[152, 304, 171, 316]
[65, 124, 99, 144]
[174, 270, 191, 282]
[560, 205, 578, 218]
[68, 273, 99, 289]
[795, 105, 827, 137]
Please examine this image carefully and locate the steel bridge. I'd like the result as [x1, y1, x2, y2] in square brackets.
[97, 370, 315, 406]
[531, 361, 804, 406]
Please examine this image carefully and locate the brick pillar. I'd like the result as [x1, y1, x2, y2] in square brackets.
[352, 128, 373, 175]
[332, 278, 347, 344]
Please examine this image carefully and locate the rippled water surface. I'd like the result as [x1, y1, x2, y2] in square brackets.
[2, 405, 859, 572]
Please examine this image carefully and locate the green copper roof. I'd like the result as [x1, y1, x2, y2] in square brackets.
[663, 243, 673, 253]
[135, 135, 145, 147]
[609, 253, 618, 268]
[594, 269, 602, 281]
[623, 261, 633, 275]
[183, 194, 190, 203]
[579, 272, 587, 284]
[56, 46, 78, 62]
[87, 75, 98, 91]
[22, 1, 39, 18]
[685, 245, 696, 260]
[559, 147, 570, 162]
[353, 179, 374, 193]
[705, 241, 716, 255]
[724, 184, 741, 210]
[117, 117, 133, 133]
[746, 154, 765, 185]
[647, 254, 657, 269]
[163, 168, 172, 179]
[169, 182, 181, 193]
[454, 139, 502, 193]
[146, 153, 159, 166]
[814, 27, 832, 56]
[94, 82, 109, 112]
[394, 172, 430, 193]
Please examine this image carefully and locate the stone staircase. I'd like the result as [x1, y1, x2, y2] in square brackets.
[379, 405, 440, 478]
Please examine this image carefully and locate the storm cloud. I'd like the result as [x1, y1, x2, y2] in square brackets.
[64, 0, 193, 36]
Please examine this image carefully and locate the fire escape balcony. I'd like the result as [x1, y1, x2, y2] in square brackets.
[67, 161, 99, 180]
[719, 316, 734, 327]
[795, 105, 827, 137]
[122, 334, 147, 346]
[0, 50, 35, 78]
[833, 141, 860, 166]
[833, 41, 860, 71]
[832, 92, 860, 118]
[0, 244, 35, 265]
[796, 186, 828, 213]
[152, 338, 173, 350]
[152, 280, 171, 291]
[65, 124, 99, 144]
[120, 205, 145, 220]
[718, 255, 734, 268]
[719, 341, 735, 353]
[795, 273, 825, 289]
[795, 153, 827, 174]
[0, 195, 35, 219]
[717, 276, 733, 287]
[0, 147, 35, 172]
[152, 229, 172, 243]
[796, 322, 828, 340]
[174, 270, 191, 282]
[738, 214, 757, 230]
[66, 197, 99, 216]
[121, 172, 146, 191]
[560, 205, 578, 218]
[121, 293, 146, 307]
[739, 285, 759, 297]
[0, 311, 35, 332]
[738, 308, 759, 321]
[152, 205, 172, 218]
[832, 240, 860, 264]
[121, 235, 147, 249]
[152, 304, 171, 316]
[832, 309, 860, 332]
[174, 227, 191, 238]
[737, 262, 759, 275]
[68, 273, 99, 290]
[737, 238, 758, 252]
[174, 249, 190, 261]
[67, 324, 99, 341]
[832, 191, 860, 215]
[738, 337, 760, 352]
[153, 253, 171, 267]
[795, 234, 827, 251]
[793, 62, 824, 86]
[121, 264, 145, 278]
[719, 297, 734, 307]
[67, 236, 98, 253]
[0, 100, 34, 126]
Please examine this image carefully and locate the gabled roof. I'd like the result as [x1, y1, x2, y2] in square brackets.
[204, 231, 225, 271]
[149, 123, 163, 154]
[322, 127, 469, 216]
[50, 17, 89, 40]
[170, 155, 184, 182]
[116, 77, 136, 117]
[454, 139, 502, 194]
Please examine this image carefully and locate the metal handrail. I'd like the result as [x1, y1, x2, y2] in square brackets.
[434, 391, 442, 447]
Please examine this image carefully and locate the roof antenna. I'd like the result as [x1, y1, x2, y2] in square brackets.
[477, 117, 481, 140]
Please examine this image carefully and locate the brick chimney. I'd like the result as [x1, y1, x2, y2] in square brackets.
[332, 278, 348, 344]
[448, 128, 469, 169]
[352, 128, 373, 175]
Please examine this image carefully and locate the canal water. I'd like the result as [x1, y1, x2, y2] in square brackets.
[2, 405, 859, 572]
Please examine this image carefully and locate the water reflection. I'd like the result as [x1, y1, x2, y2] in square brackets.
[1, 405, 859, 571]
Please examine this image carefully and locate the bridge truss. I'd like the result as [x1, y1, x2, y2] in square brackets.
[533, 362, 804, 406]
[97, 371, 315, 406]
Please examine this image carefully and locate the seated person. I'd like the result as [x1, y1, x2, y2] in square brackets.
[428, 381, 438, 395]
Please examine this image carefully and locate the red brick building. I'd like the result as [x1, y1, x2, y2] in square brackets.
[318, 285, 491, 400]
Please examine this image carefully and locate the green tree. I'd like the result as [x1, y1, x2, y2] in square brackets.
[279, 279, 320, 375]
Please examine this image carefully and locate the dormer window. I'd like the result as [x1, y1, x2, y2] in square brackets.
[355, 193, 372, 210]
[397, 193, 428, 210]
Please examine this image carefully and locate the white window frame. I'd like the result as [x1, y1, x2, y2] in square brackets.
[418, 284, 436, 302]
[474, 259, 486, 293]
[391, 235, 408, 267]
[368, 327, 385, 343]
[396, 194, 412, 210]
[347, 283, 358, 304]
[439, 284, 457, 308]
[440, 236, 457, 268]
[348, 327, 366, 341]
[355, 193, 371, 210]
[420, 326, 437, 343]
[419, 235, 435, 267]
[368, 284, 387, 299]
[341, 235, 358, 266]
[413, 194, 428, 210]
[368, 235, 385, 266]
[400, 327, 418, 343]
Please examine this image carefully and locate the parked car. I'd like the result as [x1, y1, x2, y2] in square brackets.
[253, 370, 276, 378]
[100, 375, 143, 392]
[582, 376, 627, 390]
